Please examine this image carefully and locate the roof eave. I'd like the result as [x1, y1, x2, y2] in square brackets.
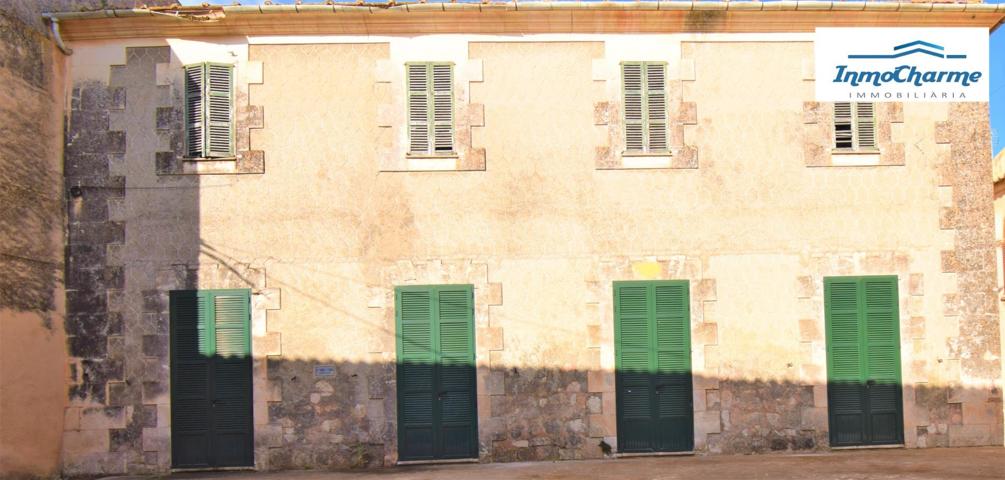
[43, 2, 1005, 41]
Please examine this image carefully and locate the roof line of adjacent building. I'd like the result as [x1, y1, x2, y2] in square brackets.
[39, 1, 1005, 21]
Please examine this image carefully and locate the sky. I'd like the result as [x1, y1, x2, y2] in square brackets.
[183, 0, 1004, 154]
[989, 0, 1005, 156]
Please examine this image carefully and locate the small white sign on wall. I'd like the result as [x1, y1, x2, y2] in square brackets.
[815, 28, 989, 102]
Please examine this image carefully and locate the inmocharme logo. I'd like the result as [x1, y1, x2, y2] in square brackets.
[815, 28, 989, 102]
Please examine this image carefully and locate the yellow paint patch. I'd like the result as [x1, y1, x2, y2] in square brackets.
[631, 261, 662, 279]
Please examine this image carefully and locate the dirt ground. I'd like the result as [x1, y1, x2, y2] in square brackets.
[102, 447, 1005, 480]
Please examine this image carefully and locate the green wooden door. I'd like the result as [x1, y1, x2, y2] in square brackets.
[170, 289, 253, 468]
[396, 285, 478, 461]
[614, 280, 693, 453]
[825, 276, 904, 447]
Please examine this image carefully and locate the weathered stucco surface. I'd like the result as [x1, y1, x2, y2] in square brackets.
[0, 10, 67, 479]
[56, 33, 1003, 475]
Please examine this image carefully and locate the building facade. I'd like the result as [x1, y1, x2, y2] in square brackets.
[30, 1, 1005, 476]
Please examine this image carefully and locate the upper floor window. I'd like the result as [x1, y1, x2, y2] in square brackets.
[184, 63, 234, 159]
[622, 61, 668, 154]
[834, 102, 876, 151]
[407, 62, 454, 156]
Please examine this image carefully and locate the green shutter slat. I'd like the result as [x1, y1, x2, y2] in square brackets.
[184, 64, 205, 158]
[396, 285, 477, 461]
[171, 289, 252, 468]
[615, 280, 693, 454]
[825, 276, 903, 447]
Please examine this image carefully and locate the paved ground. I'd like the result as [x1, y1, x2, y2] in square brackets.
[108, 447, 1005, 480]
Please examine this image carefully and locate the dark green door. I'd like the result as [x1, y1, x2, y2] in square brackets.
[825, 276, 904, 447]
[614, 280, 693, 453]
[396, 285, 478, 461]
[170, 289, 253, 468]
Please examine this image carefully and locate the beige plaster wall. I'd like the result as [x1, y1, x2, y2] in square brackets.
[59, 35, 1002, 473]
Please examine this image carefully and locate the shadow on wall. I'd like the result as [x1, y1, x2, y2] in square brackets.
[172, 354, 1003, 470]
[62, 44, 206, 475]
[0, 9, 67, 479]
[0, 10, 60, 320]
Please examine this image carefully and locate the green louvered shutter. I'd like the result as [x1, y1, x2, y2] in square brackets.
[615, 281, 693, 453]
[825, 276, 902, 447]
[184, 63, 233, 158]
[397, 287, 437, 460]
[431, 64, 454, 154]
[834, 102, 875, 150]
[435, 286, 477, 458]
[855, 102, 876, 149]
[407, 63, 454, 155]
[171, 289, 252, 468]
[652, 282, 693, 452]
[407, 64, 430, 154]
[396, 285, 477, 461]
[645, 63, 668, 152]
[825, 278, 866, 446]
[622, 63, 645, 152]
[184, 65, 205, 158]
[615, 283, 652, 452]
[622, 62, 668, 153]
[209, 291, 253, 466]
[205, 64, 235, 158]
[834, 102, 853, 149]
[862, 277, 902, 444]
[170, 290, 212, 467]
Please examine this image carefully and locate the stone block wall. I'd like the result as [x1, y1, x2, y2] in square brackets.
[0, 9, 67, 478]
[925, 103, 1004, 447]
[63, 47, 158, 476]
[61, 44, 282, 475]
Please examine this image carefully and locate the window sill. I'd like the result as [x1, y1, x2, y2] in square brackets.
[178, 157, 240, 175]
[618, 152, 673, 169]
[621, 150, 672, 157]
[406, 152, 459, 159]
[827, 149, 882, 167]
[182, 156, 238, 162]
[830, 148, 880, 155]
[404, 155, 460, 171]
[156, 150, 265, 175]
